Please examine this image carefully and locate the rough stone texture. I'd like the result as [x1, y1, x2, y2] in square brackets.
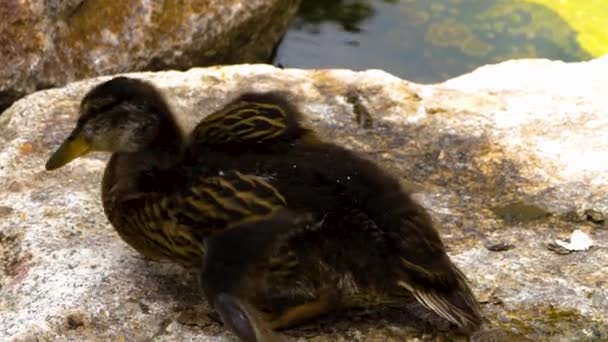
[1, 57, 608, 341]
[0, 0, 300, 113]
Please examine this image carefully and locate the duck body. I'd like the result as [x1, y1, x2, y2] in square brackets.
[185, 93, 482, 334]
[46, 78, 481, 342]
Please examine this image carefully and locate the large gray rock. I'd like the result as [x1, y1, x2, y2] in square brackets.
[0, 0, 300, 113]
[1, 57, 607, 341]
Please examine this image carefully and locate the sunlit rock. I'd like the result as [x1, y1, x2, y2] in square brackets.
[1, 57, 607, 340]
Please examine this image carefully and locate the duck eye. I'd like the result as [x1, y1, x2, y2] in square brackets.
[79, 98, 123, 124]
[99, 101, 122, 114]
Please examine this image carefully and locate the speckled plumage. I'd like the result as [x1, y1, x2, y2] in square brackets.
[46, 77, 482, 342]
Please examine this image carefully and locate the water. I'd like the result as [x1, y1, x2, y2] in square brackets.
[273, 0, 599, 83]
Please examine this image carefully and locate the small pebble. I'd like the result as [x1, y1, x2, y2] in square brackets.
[485, 242, 515, 252]
[547, 242, 571, 255]
[585, 209, 605, 224]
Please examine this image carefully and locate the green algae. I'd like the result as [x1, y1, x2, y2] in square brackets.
[65, 0, 131, 75]
[280, 0, 600, 83]
[491, 201, 552, 224]
[491, 304, 608, 340]
[346, 90, 374, 129]
[525, 0, 608, 57]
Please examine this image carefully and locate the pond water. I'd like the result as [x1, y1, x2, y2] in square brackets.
[273, 0, 606, 83]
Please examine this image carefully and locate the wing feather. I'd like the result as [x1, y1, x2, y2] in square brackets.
[113, 171, 288, 266]
[190, 92, 312, 148]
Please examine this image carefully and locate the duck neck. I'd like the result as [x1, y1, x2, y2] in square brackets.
[103, 117, 186, 200]
[147, 116, 186, 156]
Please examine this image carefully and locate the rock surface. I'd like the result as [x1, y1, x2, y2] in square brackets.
[1, 57, 608, 341]
[0, 0, 300, 113]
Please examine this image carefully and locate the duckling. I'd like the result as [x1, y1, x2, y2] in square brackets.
[45, 77, 287, 266]
[187, 91, 483, 337]
[45, 77, 482, 342]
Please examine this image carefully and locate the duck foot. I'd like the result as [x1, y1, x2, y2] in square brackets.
[268, 289, 337, 331]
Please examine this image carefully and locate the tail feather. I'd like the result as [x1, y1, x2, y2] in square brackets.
[305, 208, 483, 332]
[397, 266, 482, 332]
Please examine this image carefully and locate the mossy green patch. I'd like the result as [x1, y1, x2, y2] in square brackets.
[65, 0, 131, 75]
[525, 0, 608, 57]
[68, 0, 129, 37]
[494, 304, 607, 339]
[148, 0, 196, 49]
[491, 201, 552, 224]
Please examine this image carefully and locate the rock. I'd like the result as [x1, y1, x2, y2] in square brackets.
[1, 57, 608, 341]
[0, 0, 300, 114]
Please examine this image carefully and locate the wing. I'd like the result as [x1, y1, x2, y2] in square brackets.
[167, 170, 288, 229]
[190, 92, 313, 147]
[114, 170, 288, 266]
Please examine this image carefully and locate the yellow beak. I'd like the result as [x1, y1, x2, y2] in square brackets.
[45, 136, 91, 170]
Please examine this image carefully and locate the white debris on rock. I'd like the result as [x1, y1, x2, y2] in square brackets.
[555, 229, 594, 252]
